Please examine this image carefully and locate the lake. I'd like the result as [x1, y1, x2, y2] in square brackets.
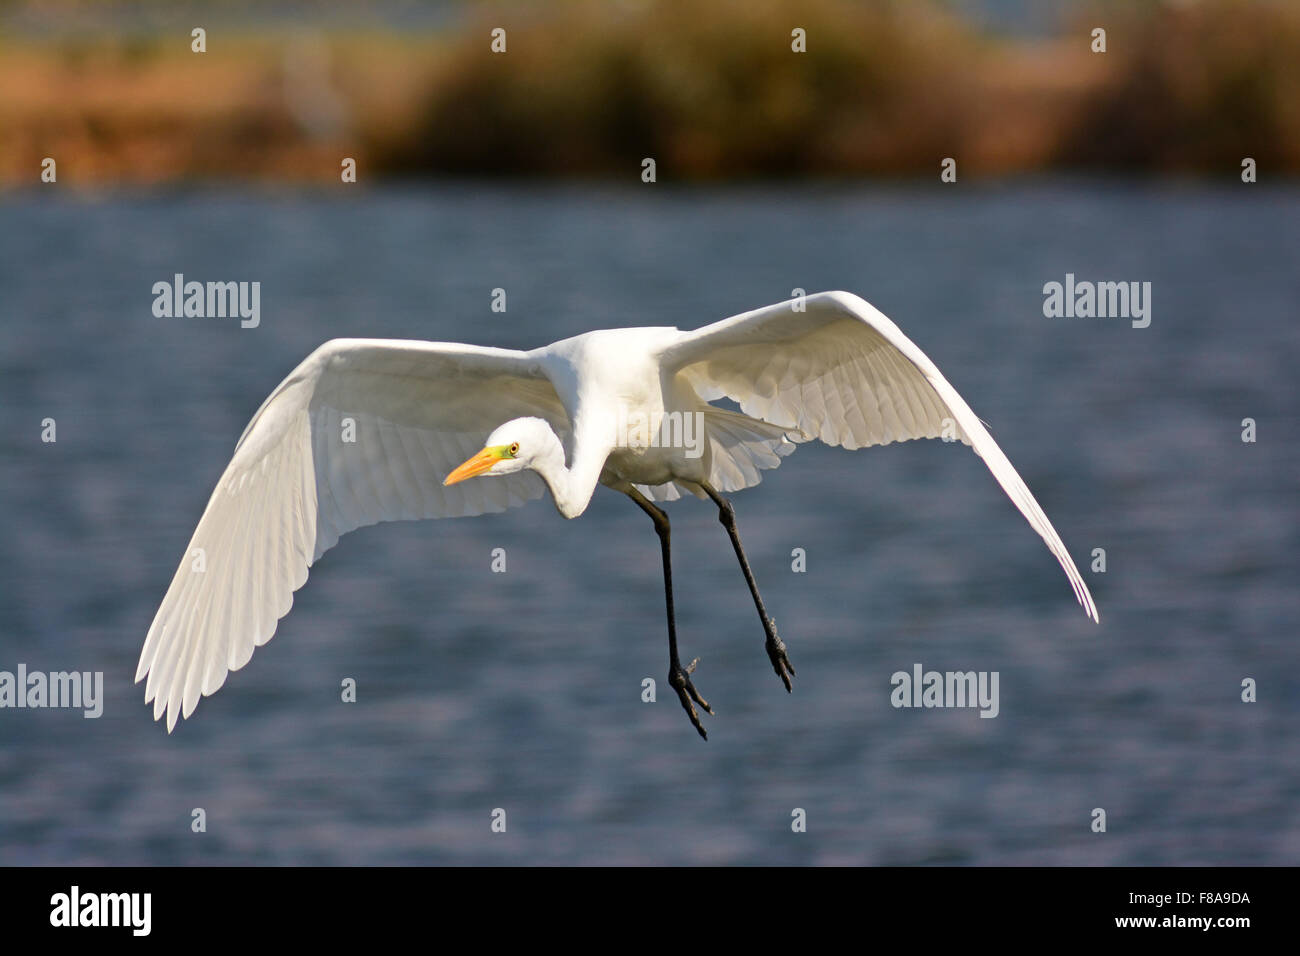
[0, 181, 1297, 864]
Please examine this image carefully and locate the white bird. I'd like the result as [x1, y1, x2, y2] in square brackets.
[137, 291, 1098, 738]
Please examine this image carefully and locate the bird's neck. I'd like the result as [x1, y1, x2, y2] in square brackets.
[533, 417, 608, 519]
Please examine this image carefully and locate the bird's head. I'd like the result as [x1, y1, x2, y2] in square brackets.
[444, 417, 558, 485]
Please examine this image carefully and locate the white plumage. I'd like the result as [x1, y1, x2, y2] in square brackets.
[138, 291, 1098, 732]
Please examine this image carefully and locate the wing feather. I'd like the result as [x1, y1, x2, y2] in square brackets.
[664, 291, 1098, 622]
[138, 338, 569, 729]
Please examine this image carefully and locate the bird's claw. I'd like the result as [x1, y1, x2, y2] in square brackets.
[669, 657, 713, 740]
[765, 619, 795, 692]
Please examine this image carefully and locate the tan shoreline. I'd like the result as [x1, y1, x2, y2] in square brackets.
[1, 1, 1296, 187]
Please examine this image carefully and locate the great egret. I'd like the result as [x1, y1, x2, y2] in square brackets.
[137, 291, 1098, 738]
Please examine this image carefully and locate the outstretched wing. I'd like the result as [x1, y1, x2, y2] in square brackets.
[661, 291, 1098, 622]
[137, 338, 570, 730]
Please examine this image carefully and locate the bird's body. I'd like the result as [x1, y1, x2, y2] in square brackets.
[138, 291, 1098, 736]
[539, 325, 705, 502]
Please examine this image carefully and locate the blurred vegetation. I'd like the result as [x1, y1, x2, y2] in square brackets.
[0, 0, 1297, 186]
[384, 0, 990, 178]
[1063, 0, 1300, 171]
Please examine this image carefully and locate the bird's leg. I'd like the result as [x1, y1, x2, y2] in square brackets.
[700, 483, 795, 692]
[626, 487, 712, 740]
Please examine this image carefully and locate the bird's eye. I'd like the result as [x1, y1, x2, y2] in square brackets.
[509, 442, 520, 457]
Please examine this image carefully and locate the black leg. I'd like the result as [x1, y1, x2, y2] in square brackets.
[700, 483, 795, 692]
[626, 488, 712, 739]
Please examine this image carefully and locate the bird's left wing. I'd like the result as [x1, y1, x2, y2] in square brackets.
[137, 338, 570, 730]
[660, 291, 1098, 622]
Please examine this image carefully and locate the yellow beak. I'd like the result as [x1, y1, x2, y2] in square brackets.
[444, 447, 502, 485]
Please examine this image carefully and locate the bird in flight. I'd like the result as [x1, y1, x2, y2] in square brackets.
[137, 291, 1098, 738]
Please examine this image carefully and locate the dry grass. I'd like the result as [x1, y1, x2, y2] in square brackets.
[0, 31, 437, 185]
[1061, 0, 1300, 172]
[386, 0, 992, 178]
[0, 0, 1295, 187]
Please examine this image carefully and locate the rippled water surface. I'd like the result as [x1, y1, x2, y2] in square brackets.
[1, 182, 1297, 864]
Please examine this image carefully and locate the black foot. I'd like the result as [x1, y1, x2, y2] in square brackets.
[669, 657, 713, 740]
[765, 620, 795, 692]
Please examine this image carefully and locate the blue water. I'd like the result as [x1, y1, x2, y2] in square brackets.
[1, 182, 1297, 864]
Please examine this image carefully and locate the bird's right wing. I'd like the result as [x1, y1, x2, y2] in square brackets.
[137, 338, 570, 730]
